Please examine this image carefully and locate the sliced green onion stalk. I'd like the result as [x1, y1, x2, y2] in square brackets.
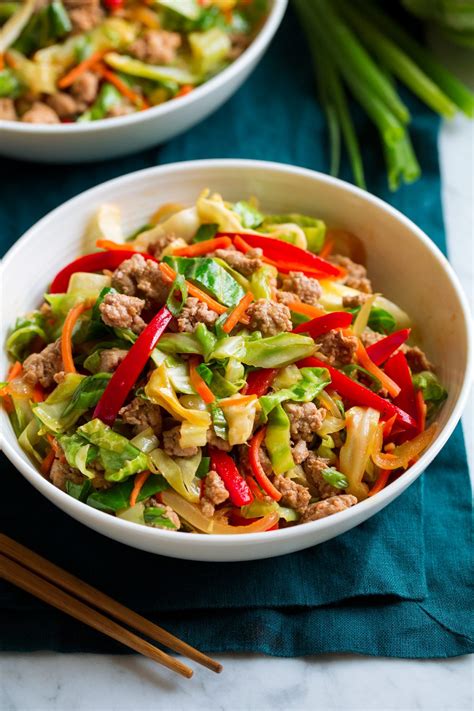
[363, 0, 474, 117]
[299, 0, 410, 125]
[293, 0, 474, 191]
[337, 0, 458, 119]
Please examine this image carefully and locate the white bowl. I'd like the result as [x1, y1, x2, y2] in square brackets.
[1, 160, 472, 561]
[0, 0, 287, 164]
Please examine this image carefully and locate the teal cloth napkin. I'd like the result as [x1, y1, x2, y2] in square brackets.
[0, 7, 472, 658]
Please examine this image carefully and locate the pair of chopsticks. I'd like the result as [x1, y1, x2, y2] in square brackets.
[0, 533, 222, 678]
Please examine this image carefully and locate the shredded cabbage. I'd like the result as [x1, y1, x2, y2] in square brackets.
[84, 204, 123, 251]
[339, 406, 380, 500]
[149, 448, 201, 503]
[145, 363, 211, 427]
[221, 394, 259, 446]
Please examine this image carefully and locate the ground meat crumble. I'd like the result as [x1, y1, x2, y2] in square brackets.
[246, 299, 292, 336]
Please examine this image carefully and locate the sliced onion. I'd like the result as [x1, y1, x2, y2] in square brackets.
[352, 293, 378, 336]
[0, 0, 36, 53]
[161, 490, 279, 535]
[372, 423, 437, 471]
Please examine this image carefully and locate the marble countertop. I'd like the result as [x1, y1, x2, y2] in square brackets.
[1, 36, 472, 711]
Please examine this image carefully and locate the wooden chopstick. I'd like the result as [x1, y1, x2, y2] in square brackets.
[0, 553, 193, 678]
[0, 534, 222, 675]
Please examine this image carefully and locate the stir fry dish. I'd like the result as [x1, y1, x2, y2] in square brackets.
[0, 0, 267, 123]
[1, 192, 448, 534]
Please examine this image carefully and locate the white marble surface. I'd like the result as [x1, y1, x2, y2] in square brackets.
[0, 38, 473, 711]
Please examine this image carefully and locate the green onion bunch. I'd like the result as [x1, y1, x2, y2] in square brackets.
[294, 0, 474, 190]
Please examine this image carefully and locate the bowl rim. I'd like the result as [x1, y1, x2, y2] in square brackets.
[1, 158, 472, 550]
[0, 0, 287, 135]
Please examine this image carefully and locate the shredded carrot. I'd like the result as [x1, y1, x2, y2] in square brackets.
[368, 469, 391, 497]
[382, 414, 397, 439]
[40, 447, 56, 476]
[96, 239, 140, 251]
[172, 236, 232, 257]
[159, 262, 227, 315]
[130, 470, 151, 507]
[8, 361, 22, 380]
[249, 427, 282, 501]
[189, 356, 215, 404]
[0, 361, 23, 411]
[0, 54, 4, 72]
[356, 341, 401, 399]
[31, 385, 45, 403]
[246, 475, 266, 501]
[4, 52, 17, 69]
[319, 238, 334, 260]
[233, 235, 253, 253]
[416, 389, 427, 433]
[219, 394, 257, 408]
[223, 292, 253, 334]
[94, 62, 149, 108]
[285, 300, 326, 319]
[61, 300, 94, 374]
[58, 49, 107, 89]
[175, 84, 194, 99]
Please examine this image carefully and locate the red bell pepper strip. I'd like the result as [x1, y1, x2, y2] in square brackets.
[248, 427, 282, 501]
[383, 352, 418, 422]
[49, 251, 158, 294]
[365, 328, 411, 366]
[93, 305, 173, 425]
[415, 389, 427, 433]
[242, 368, 278, 397]
[218, 232, 343, 277]
[293, 311, 353, 336]
[208, 448, 254, 507]
[297, 356, 417, 429]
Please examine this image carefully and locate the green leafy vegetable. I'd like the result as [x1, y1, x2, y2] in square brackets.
[66, 479, 93, 503]
[412, 370, 447, 417]
[104, 52, 198, 85]
[157, 332, 203, 356]
[249, 264, 277, 300]
[210, 403, 228, 440]
[144, 506, 178, 529]
[194, 322, 217, 360]
[232, 200, 264, 229]
[77, 419, 149, 482]
[242, 333, 316, 368]
[265, 404, 294, 475]
[189, 27, 230, 75]
[193, 223, 218, 242]
[34, 373, 85, 434]
[13, 0, 71, 55]
[87, 473, 168, 513]
[57, 433, 98, 478]
[0, 68, 21, 97]
[163, 256, 245, 307]
[166, 273, 188, 317]
[261, 213, 326, 253]
[79, 82, 122, 122]
[6, 311, 48, 361]
[259, 367, 331, 418]
[61, 373, 112, 421]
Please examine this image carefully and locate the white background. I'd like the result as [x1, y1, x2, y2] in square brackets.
[0, 33, 472, 711]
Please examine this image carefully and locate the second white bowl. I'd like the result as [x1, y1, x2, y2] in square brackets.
[0, 0, 287, 163]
